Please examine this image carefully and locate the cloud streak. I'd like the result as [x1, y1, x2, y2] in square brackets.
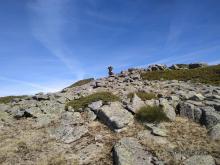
[27, 0, 84, 80]
[150, 45, 220, 66]
[0, 76, 53, 92]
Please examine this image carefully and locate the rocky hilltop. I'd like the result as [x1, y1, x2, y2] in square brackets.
[0, 63, 220, 165]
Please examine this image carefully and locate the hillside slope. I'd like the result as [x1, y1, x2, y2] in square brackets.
[0, 64, 220, 165]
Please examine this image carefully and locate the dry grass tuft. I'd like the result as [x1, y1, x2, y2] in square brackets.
[127, 91, 157, 101]
[66, 92, 120, 110]
[135, 106, 170, 123]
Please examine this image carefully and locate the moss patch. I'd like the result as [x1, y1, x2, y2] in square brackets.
[135, 106, 169, 123]
[128, 92, 157, 101]
[67, 78, 94, 88]
[141, 64, 220, 85]
[66, 92, 120, 110]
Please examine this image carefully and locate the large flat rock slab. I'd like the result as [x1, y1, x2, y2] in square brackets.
[113, 137, 153, 165]
[98, 102, 134, 132]
[50, 124, 88, 144]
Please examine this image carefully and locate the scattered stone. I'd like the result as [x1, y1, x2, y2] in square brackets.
[51, 125, 88, 144]
[204, 100, 220, 112]
[84, 108, 97, 121]
[126, 94, 145, 114]
[178, 102, 195, 120]
[113, 137, 153, 165]
[35, 114, 56, 128]
[208, 123, 220, 140]
[183, 155, 215, 165]
[201, 107, 220, 128]
[57, 97, 66, 104]
[159, 99, 176, 121]
[95, 81, 106, 88]
[25, 107, 42, 118]
[98, 102, 134, 132]
[145, 99, 160, 107]
[188, 63, 208, 69]
[147, 64, 168, 71]
[88, 100, 103, 113]
[167, 95, 179, 101]
[169, 64, 189, 70]
[130, 73, 141, 80]
[60, 111, 84, 125]
[151, 127, 168, 137]
[189, 93, 205, 101]
[77, 143, 104, 164]
[33, 93, 49, 101]
[108, 66, 114, 76]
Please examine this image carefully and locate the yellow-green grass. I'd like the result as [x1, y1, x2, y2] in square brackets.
[67, 78, 94, 88]
[66, 92, 120, 110]
[0, 95, 27, 104]
[141, 64, 220, 85]
[135, 106, 170, 123]
[127, 91, 157, 101]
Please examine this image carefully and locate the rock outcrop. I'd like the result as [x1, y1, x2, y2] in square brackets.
[113, 137, 153, 165]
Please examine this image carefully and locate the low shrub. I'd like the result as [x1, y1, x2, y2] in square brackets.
[127, 92, 157, 101]
[141, 64, 220, 85]
[0, 95, 27, 104]
[66, 91, 120, 110]
[135, 106, 169, 123]
[67, 78, 94, 88]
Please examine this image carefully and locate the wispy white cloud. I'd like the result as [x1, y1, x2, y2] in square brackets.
[145, 45, 220, 66]
[0, 76, 74, 96]
[27, 0, 84, 80]
[208, 60, 220, 65]
[0, 76, 53, 92]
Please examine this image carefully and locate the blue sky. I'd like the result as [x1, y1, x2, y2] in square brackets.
[0, 0, 220, 96]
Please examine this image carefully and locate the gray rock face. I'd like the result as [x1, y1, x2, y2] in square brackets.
[77, 143, 104, 164]
[147, 64, 168, 71]
[188, 63, 208, 69]
[60, 111, 84, 125]
[159, 99, 176, 121]
[51, 124, 88, 144]
[33, 93, 49, 101]
[189, 93, 205, 101]
[194, 107, 203, 123]
[84, 108, 97, 121]
[178, 102, 195, 120]
[113, 137, 153, 165]
[88, 100, 103, 113]
[169, 64, 189, 70]
[35, 114, 56, 128]
[151, 127, 168, 137]
[98, 102, 134, 132]
[94, 81, 106, 88]
[25, 107, 43, 118]
[9, 107, 37, 119]
[126, 94, 145, 114]
[208, 123, 220, 140]
[178, 102, 220, 128]
[201, 107, 220, 128]
[204, 100, 220, 112]
[130, 73, 141, 80]
[183, 155, 215, 165]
